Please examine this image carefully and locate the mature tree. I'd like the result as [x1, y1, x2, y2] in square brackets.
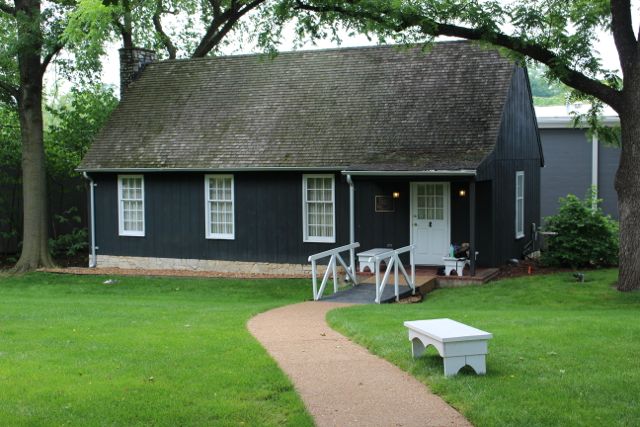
[281, 0, 639, 291]
[2, 0, 274, 272]
[0, 0, 67, 271]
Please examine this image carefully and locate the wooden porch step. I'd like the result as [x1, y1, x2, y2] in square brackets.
[354, 274, 438, 296]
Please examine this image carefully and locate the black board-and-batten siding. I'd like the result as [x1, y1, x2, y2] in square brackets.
[93, 172, 350, 264]
[91, 171, 496, 266]
[479, 66, 543, 265]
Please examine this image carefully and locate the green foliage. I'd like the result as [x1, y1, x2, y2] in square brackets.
[49, 227, 88, 257]
[62, 0, 119, 71]
[542, 192, 618, 268]
[48, 207, 88, 258]
[0, 106, 21, 179]
[65, 0, 267, 60]
[45, 84, 118, 180]
[528, 64, 568, 106]
[0, 106, 22, 249]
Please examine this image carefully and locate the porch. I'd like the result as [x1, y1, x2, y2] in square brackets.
[308, 243, 498, 304]
[318, 266, 499, 304]
[306, 171, 494, 304]
[344, 172, 489, 276]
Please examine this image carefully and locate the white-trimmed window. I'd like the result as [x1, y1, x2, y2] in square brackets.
[303, 174, 335, 243]
[118, 175, 145, 236]
[205, 175, 235, 239]
[515, 171, 525, 239]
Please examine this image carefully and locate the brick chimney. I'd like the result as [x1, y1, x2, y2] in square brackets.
[119, 48, 156, 99]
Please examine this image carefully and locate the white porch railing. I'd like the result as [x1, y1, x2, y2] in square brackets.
[369, 245, 416, 304]
[308, 242, 360, 301]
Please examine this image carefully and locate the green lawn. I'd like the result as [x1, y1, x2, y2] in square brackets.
[0, 273, 314, 426]
[328, 269, 640, 426]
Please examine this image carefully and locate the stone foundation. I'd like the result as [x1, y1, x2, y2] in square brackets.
[97, 255, 326, 277]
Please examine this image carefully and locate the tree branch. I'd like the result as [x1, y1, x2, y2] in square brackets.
[210, 0, 221, 19]
[610, 0, 637, 76]
[153, 0, 177, 59]
[40, 43, 64, 77]
[192, 0, 265, 57]
[0, 0, 15, 15]
[295, 1, 623, 111]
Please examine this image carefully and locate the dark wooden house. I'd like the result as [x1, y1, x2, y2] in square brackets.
[79, 41, 543, 275]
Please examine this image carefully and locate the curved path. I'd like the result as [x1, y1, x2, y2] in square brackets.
[248, 302, 471, 427]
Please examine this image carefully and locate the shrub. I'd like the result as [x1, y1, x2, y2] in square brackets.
[49, 228, 88, 258]
[48, 208, 88, 258]
[542, 193, 619, 268]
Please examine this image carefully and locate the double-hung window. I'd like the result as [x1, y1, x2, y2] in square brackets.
[515, 171, 525, 239]
[118, 175, 145, 236]
[302, 174, 335, 243]
[205, 175, 235, 239]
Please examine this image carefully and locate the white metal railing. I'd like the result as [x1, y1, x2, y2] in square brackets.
[370, 245, 416, 304]
[308, 242, 360, 301]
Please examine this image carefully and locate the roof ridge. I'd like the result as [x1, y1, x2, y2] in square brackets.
[146, 40, 475, 67]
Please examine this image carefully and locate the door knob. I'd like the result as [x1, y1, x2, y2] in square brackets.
[413, 223, 417, 226]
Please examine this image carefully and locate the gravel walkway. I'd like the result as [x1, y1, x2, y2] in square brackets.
[248, 302, 471, 427]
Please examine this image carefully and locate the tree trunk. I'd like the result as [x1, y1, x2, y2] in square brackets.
[615, 95, 640, 291]
[12, 0, 55, 271]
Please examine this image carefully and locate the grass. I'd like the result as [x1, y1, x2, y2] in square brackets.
[0, 273, 314, 426]
[327, 269, 640, 426]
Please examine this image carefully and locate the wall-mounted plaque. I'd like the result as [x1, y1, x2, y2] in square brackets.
[375, 195, 395, 212]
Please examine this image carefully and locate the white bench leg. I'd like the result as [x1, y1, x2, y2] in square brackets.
[443, 356, 466, 376]
[465, 355, 486, 375]
[411, 339, 425, 358]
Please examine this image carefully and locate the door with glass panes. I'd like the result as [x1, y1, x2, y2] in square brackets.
[410, 182, 450, 265]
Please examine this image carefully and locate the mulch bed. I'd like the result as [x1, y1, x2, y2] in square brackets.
[494, 258, 573, 280]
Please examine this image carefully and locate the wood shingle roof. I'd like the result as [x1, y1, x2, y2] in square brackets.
[79, 41, 516, 172]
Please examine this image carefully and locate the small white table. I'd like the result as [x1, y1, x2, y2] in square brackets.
[357, 248, 392, 273]
[404, 318, 493, 376]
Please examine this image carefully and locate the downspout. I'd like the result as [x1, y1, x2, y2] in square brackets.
[346, 174, 356, 283]
[82, 172, 97, 268]
[591, 131, 599, 210]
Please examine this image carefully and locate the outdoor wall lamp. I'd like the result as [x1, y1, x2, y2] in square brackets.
[459, 189, 467, 197]
[392, 191, 400, 199]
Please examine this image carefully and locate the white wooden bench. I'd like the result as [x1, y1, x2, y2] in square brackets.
[404, 319, 493, 376]
[357, 248, 392, 273]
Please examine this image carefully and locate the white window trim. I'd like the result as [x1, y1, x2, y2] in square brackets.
[515, 171, 525, 239]
[302, 174, 336, 243]
[205, 174, 235, 240]
[118, 174, 145, 237]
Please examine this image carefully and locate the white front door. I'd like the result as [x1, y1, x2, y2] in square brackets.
[411, 182, 450, 265]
